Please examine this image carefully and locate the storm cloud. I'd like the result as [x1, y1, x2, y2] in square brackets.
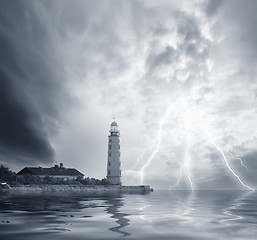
[0, 0, 71, 166]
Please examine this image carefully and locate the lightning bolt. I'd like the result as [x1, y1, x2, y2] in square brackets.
[172, 109, 193, 190]
[205, 129, 255, 191]
[218, 139, 249, 170]
[184, 124, 193, 190]
[133, 144, 155, 169]
[139, 106, 173, 185]
[136, 100, 254, 191]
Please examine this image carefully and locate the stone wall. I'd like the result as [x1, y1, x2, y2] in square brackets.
[9, 185, 153, 193]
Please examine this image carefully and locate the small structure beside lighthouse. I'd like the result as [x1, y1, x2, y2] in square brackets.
[107, 121, 122, 185]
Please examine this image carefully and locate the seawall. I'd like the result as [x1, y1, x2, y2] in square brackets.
[7, 184, 153, 194]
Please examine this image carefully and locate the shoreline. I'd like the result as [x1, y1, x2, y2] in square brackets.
[3, 184, 153, 194]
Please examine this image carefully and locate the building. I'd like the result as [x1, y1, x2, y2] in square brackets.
[16, 163, 84, 180]
[107, 121, 122, 185]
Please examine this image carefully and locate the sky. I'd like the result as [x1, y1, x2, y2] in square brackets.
[0, 0, 257, 190]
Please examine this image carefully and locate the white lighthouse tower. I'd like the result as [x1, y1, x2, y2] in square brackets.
[107, 121, 122, 185]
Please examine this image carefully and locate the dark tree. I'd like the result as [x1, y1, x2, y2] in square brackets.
[0, 165, 16, 183]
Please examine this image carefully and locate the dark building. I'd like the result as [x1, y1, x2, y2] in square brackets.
[16, 163, 84, 180]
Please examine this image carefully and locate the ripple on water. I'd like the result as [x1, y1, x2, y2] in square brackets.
[0, 191, 257, 239]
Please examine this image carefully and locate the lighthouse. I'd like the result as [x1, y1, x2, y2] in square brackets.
[107, 121, 122, 185]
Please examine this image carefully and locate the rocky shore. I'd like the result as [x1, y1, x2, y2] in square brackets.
[5, 184, 153, 194]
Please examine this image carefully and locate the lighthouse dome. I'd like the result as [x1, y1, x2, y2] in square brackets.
[111, 121, 118, 126]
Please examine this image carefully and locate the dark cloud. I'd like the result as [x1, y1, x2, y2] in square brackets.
[223, 0, 257, 60]
[205, 0, 223, 17]
[0, 70, 54, 161]
[0, 0, 71, 165]
[177, 12, 211, 63]
[137, 9, 212, 117]
[177, 14, 201, 42]
[146, 46, 176, 74]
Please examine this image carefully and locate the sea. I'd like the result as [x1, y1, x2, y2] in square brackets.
[0, 190, 257, 240]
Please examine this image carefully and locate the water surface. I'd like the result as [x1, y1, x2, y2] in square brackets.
[0, 190, 257, 239]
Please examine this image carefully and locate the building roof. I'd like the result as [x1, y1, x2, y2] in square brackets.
[111, 121, 118, 126]
[16, 167, 84, 177]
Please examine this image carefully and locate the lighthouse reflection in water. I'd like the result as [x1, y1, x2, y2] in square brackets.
[1, 190, 257, 240]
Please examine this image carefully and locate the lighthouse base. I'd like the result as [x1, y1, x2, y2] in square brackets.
[107, 176, 121, 185]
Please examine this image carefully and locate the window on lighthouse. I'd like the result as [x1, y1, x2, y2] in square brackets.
[109, 152, 111, 157]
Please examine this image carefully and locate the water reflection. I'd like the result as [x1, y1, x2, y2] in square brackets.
[174, 190, 195, 224]
[105, 197, 130, 237]
[0, 191, 257, 240]
[221, 191, 253, 224]
[221, 191, 257, 225]
[0, 193, 84, 212]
